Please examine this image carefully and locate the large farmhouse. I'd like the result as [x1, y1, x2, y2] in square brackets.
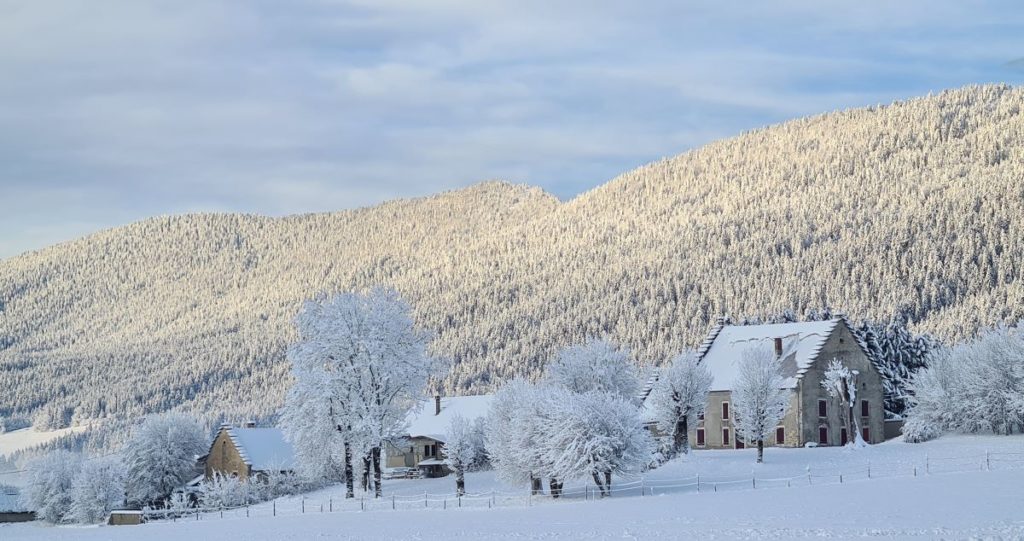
[205, 424, 297, 481]
[645, 317, 885, 449]
[386, 395, 492, 477]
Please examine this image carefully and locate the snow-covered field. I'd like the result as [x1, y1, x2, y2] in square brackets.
[0, 427, 86, 459]
[5, 435, 1024, 540]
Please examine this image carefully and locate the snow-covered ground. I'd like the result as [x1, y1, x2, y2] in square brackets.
[0, 427, 86, 459]
[5, 435, 1024, 540]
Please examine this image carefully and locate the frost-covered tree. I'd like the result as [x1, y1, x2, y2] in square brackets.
[647, 350, 712, 456]
[537, 390, 652, 498]
[22, 450, 82, 523]
[200, 473, 252, 508]
[821, 359, 865, 447]
[442, 415, 477, 496]
[904, 326, 1024, 441]
[466, 417, 489, 470]
[544, 339, 639, 402]
[280, 288, 437, 499]
[69, 456, 126, 524]
[485, 379, 547, 495]
[731, 346, 789, 463]
[123, 412, 207, 506]
[854, 312, 938, 418]
[280, 372, 347, 482]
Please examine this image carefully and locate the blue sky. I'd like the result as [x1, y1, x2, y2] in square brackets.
[1, 1, 1022, 259]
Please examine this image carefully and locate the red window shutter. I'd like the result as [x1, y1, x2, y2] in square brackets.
[840, 428, 848, 446]
[696, 429, 705, 446]
[722, 402, 729, 420]
[776, 426, 785, 445]
[861, 400, 869, 417]
[818, 426, 828, 444]
[818, 400, 827, 418]
[722, 428, 730, 446]
[862, 427, 870, 443]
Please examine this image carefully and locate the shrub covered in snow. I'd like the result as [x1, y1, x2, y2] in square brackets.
[200, 473, 253, 509]
[904, 326, 1024, 442]
[22, 450, 82, 523]
[69, 456, 126, 524]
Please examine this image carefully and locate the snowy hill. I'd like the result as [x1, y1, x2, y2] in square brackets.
[3, 84, 1024, 430]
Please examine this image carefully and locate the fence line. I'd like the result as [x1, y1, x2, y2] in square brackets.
[134, 450, 1024, 523]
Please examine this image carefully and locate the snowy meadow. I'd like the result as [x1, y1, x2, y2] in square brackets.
[4, 434, 1023, 540]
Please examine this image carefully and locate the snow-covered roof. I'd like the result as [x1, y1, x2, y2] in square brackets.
[223, 427, 297, 471]
[405, 395, 493, 442]
[417, 458, 444, 466]
[698, 319, 841, 391]
[0, 485, 28, 513]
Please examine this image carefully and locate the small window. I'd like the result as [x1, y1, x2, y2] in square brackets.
[696, 428, 705, 447]
[775, 426, 785, 445]
[722, 428, 730, 446]
[818, 426, 828, 445]
[722, 402, 730, 420]
[735, 438, 745, 449]
[861, 400, 869, 418]
[818, 399, 828, 418]
[840, 428, 848, 446]
[862, 427, 870, 443]
[698, 411, 705, 421]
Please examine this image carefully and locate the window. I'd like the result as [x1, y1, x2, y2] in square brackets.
[818, 399, 827, 418]
[735, 438, 745, 449]
[698, 411, 705, 421]
[722, 402, 730, 420]
[425, 444, 437, 458]
[696, 428, 705, 447]
[840, 428, 848, 446]
[722, 428, 730, 446]
[775, 426, 785, 445]
[818, 426, 828, 445]
[862, 427, 870, 443]
[861, 400, 869, 418]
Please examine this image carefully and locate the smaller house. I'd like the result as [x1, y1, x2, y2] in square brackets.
[386, 395, 492, 478]
[205, 423, 296, 482]
[0, 485, 34, 523]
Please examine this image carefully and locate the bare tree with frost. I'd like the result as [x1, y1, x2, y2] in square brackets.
[821, 359, 865, 447]
[732, 346, 789, 463]
[123, 412, 207, 506]
[442, 415, 477, 496]
[647, 350, 712, 456]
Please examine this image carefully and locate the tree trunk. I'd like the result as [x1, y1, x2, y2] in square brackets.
[455, 462, 465, 496]
[757, 439, 764, 463]
[680, 416, 690, 454]
[591, 471, 605, 497]
[372, 446, 383, 498]
[549, 478, 562, 499]
[344, 440, 354, 499]
[604, 471, 612, 497]
[530, 476, 543, 495]
[361, 455, 370, 492]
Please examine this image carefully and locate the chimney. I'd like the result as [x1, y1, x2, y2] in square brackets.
[434, 395, 442, 416]
[773, 337, 783, 358]
[243, 421, 256, 429]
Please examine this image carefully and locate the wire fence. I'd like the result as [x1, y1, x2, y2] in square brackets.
[130, 449, 1024, 523]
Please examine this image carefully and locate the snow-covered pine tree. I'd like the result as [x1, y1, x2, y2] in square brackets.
[821, 359, 865, 447]
[280, 288, 438, 499]
[69, 456, 126, 524]
[123, 412, 207, 506]
[543, 339, 639, 402]
[731, 346, 789, 463]
[442, 415, 477, 496]
[647, 350, 712, 456]
[22, 450, 82, 523]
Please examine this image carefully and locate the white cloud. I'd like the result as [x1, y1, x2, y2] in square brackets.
[0, 0, 1022, 258]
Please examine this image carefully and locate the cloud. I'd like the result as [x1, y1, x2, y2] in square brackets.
[1, 0, 1022, 259]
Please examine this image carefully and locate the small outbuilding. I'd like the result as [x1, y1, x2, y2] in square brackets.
[107, 510, 144, 526]
[386, 394, 493, 478]
[0, 485, 34, 523]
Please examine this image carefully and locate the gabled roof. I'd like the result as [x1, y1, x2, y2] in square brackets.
[217, 426, 296, 471]
[697, 319, 842, 391]
[405, 395, 493, 443]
